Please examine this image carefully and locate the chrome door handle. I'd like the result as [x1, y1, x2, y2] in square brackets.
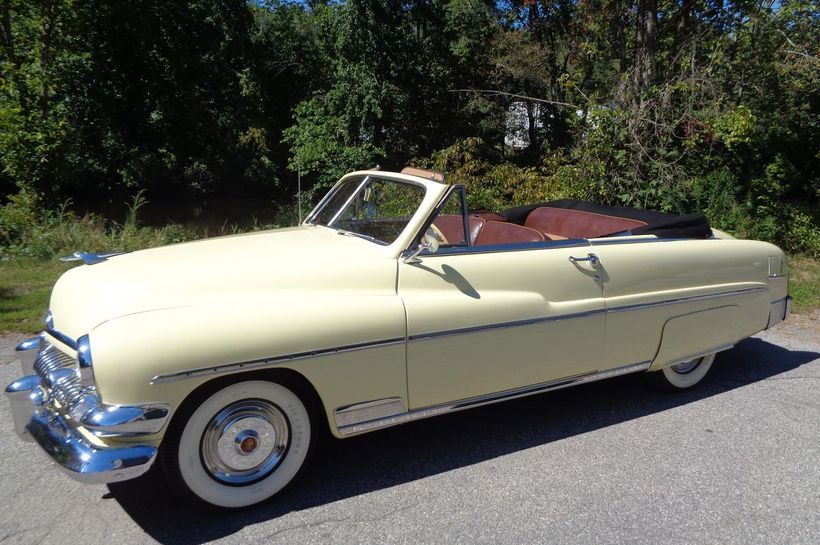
[569, 253, 599, 266]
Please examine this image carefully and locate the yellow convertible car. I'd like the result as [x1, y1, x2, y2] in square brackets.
[6, 167, 791, 508]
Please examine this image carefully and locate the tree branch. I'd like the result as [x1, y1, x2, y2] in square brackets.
[448, 89, 579, 109]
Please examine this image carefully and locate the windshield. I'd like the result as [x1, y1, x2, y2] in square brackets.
[308, 175, 427, 245]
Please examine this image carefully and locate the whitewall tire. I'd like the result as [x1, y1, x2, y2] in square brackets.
[164, 380, 314, 509]
[649, 353, 716, 390]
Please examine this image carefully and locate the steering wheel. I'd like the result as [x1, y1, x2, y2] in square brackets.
[428, 223, 449, 246]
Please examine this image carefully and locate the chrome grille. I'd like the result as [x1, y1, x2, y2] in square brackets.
[34, 342, 95, 412]
[34, 343, 74, 376]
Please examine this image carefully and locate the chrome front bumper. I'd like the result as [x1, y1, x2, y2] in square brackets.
[5, 374, 158, 484]
[766, 295, 792, 329]
[5, 337, 164, 484]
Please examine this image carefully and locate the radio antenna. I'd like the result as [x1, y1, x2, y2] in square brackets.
[297, 155, 302, 225]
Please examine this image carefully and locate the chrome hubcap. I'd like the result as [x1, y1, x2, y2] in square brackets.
[671, 357, 702, 375]
[201, 400, 289, 485]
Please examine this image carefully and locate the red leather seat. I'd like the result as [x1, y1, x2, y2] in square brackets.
[474, 221, 545, 246]
[524, 207, 646, 239]
[433, 215, 486, 244]
[471, 211, 505, 222]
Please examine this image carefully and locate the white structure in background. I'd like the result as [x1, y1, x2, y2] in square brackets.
[505, 101, 591, 149]
[505, 101, 543, 149]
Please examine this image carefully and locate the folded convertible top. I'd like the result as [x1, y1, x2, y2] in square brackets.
[500, 199, 713, 239]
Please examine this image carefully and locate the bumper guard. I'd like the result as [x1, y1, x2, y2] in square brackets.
[766, 295, 792, 329]
[5, 374, 160, 484]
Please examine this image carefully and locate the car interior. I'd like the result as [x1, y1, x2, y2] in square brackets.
[432, 208, 648, 246]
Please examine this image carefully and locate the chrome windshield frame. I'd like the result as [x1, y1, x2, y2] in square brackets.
[305, 173, 430, 247]
[325, 175, 372, 226]
[404, 183, 470, 255]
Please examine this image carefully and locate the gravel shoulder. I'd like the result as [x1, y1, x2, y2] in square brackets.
[0, 315, 818, 545]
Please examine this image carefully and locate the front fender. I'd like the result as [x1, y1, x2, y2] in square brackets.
[89, 293, 407, 439]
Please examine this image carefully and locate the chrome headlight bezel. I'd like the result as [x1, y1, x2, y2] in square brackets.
[76, 334, 95, 388]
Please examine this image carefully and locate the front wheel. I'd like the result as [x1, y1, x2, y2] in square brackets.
[647, 353, 716, 391]
[162, 380, 314, 508]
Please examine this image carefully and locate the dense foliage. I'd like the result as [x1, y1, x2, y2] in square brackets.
[1, 0, 818, 254]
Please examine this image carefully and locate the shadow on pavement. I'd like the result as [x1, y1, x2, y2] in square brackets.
[107, 337, 818, 544]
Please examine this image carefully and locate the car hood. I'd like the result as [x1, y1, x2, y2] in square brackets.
[48, 226, 398, 341]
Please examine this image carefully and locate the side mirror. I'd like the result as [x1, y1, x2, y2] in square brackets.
[403, 228, 440, 264]
[422, 228, 440, 253]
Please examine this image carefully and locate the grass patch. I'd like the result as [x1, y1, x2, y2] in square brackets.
[0, 195, 285, 333]
[789, 256, 820, 315]
[0, 259, 76, 333]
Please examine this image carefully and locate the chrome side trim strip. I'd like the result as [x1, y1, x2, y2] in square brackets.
[409, 308, 605, 342]
[151, 337, 406, 384]
[334, 397, 406, 428]
[337, 360, 651, 436]
[589, 237, 687, 246]
[424, 238, 590, 257]
[606, 286, 768, 314]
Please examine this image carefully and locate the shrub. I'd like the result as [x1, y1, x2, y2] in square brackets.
[0, 190, 204, 260]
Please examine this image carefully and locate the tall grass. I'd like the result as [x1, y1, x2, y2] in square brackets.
[0, 190, 284, 261]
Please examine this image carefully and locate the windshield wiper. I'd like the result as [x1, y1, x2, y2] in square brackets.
[336, 228, 379, 243]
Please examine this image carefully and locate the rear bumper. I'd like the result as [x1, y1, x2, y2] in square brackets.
[766, 296, 792, 329]
[5, 375, 158, 484]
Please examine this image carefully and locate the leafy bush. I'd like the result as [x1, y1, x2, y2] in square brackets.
[0, 191, 206, 260]
[411, 138, 820, 257]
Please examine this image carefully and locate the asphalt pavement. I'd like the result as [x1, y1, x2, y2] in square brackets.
[0, 315, 818, 545]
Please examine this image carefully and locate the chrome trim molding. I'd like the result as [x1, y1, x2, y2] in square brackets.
[151, 337, 406, 384]
[43, 312, 78, 350]
[334, 397, 406, 428]
[41, 310, 77, 350]
[589, 237, 691, 246]
[409, 308, 605, 342]
[766, 296, 792, 329]
[606, 286, 768, 314]
[337, 361, 651, 436]
[76, 334, 95, 388]
[425, 238, 590, 257]
[45, 327, 78, 350]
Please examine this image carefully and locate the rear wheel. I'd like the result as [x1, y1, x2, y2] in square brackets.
[647, 353, 716, 391]
[162, 379, 314, 508]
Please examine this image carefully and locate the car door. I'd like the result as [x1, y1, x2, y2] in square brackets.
[398, 242, 606, 409]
